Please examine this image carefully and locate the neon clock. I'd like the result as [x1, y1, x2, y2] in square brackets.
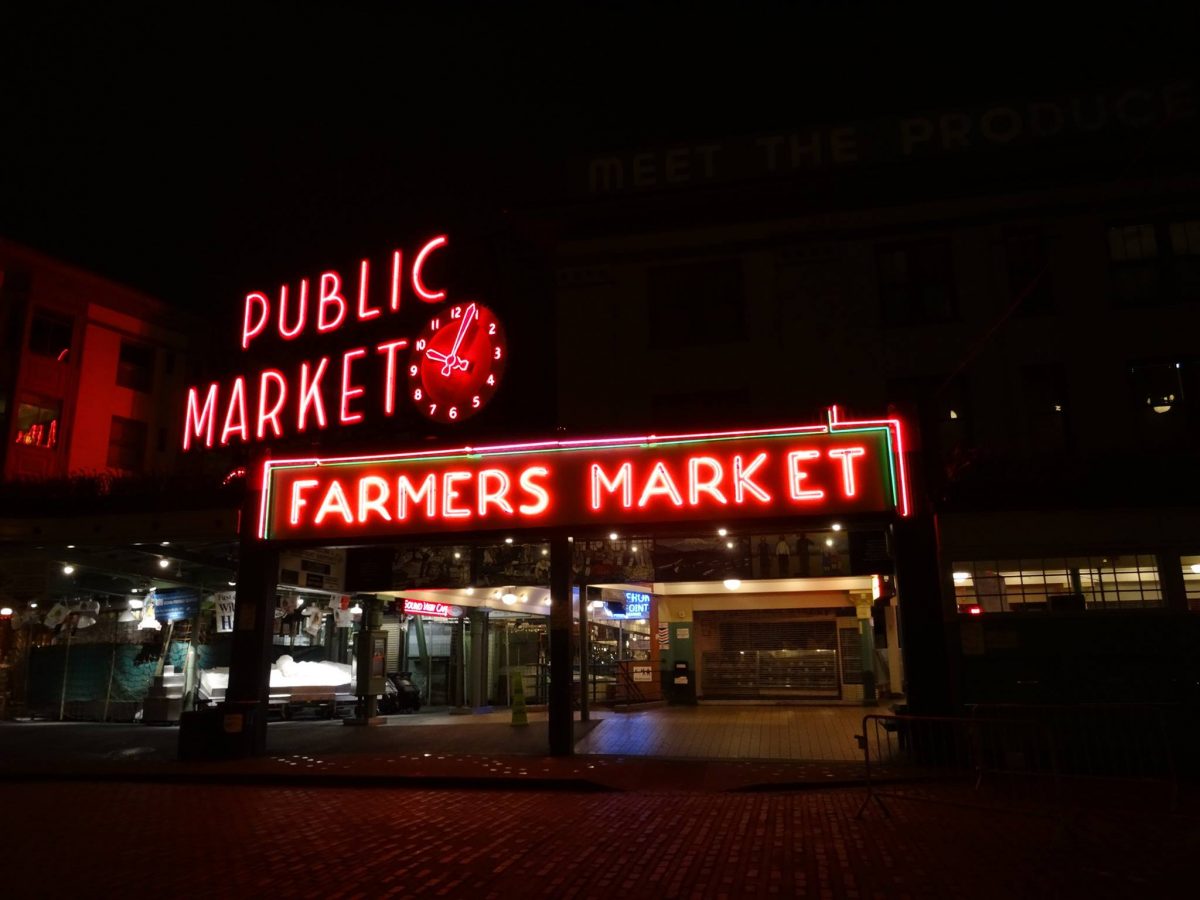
[407, 302, 506, 423]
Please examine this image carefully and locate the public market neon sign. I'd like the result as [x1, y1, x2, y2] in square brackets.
[181, 234, 507, 448]
[259, 407, 909, 541]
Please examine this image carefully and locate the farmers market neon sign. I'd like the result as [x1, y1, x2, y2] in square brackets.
[259, 407, 909, 540]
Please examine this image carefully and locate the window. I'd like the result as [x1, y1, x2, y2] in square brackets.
[1109, 219, 1200, 306]
[1021, 365, 1069, 452]
[647, 259, 745, 348]
[116, 341, 155, 393]
[106, 416, 147, 471]
[953, 556, 1163, 613]
[14, 400, 61, 449]
[876, 239, 956, 326]
[28, 308, 73, 361]
[1005, 229, 1054, 314]
[1129, 360, 1185, 418]
[1182, 555, 1200, 612]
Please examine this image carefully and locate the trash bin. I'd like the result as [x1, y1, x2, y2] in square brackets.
[669, 661, 696, 705]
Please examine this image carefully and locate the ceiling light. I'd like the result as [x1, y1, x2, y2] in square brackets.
[723, 578, 741, 591]
[131, 588, 139, 593]
[29, 602, 38, 609]
[543, 597, 552, 606]
[825, 538, 834, 547]
[953, 571, 970, 583]
[228, 581, 237, 587]
[454, 552, 461, 559]
[831, 523, 842, 532]
[505, 537, 513, 544]
[608, 532, 618, 540]
[161, 541, 170, 546]
[502, 592, 518, 605]
[465, 587, 475, 594]
[158, 558, 170, 568]
[1191, 564, 1200, 574]
[67, 544, 75, 549]
[62, 565, 75, 575]
[0, 607, 12, 617]
[717, 528, 727, 537]
[296, 598, 305, 607]
[118, 610, 138, 623]
[726, 541, 734, 549]
[350, 604, 363, 614]
[541, 548, 548, 556]
[128, 598, 144, 610]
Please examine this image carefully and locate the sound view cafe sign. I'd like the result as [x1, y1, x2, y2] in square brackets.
[180, 235, 910, 542]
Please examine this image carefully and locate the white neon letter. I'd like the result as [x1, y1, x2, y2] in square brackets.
[278, 280, 308, 340]
[357, 475, 392, 523]
[317, 271, 348, 333]
[590, 462, 633, 510]
[477, 469, 514, 516]
[256, 369, 288, 440]
[518, 466, 551, 515]
[241, 292, 269, 350]
[314, 479, 354, 525]
[412, 235, 448, 303]
[297, 357, 329, 432]
[183, 383, 219, 450]
[375, 338, 409, 416]
[828, 446, 867, 498]
[289, 478, 320, 525]
[219, 376, 248, 445]
[339, 348, 367, 425]
[733, 452, 771, 503]
[638, 461, 684, 508]
[357, 259, 381, 321]
[442, 471, 472, 518]
[687, 456, 728, 506]
[787, 450, 825, 501]
[396, 473, 437, 519]
[390, 250, 403, 311]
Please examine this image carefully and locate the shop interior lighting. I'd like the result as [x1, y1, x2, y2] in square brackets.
[29, 602, 37, 609]
[0, 607, 12, 617]
[725, 541, 734, 549]
[502, 592, 518, 605]
[953, 571, 971, 582]
[723, 578, 742, 591]
[228, 581, 237, 586]
[465, 587, 475, 594]
[832, 523, 842, 531]
[67, 544, 75, 549]
[350, 603, 363, 614]
[161, 541, 170, 546]
[453, 551, 461, 559]
[158, 558, 170, 568]
[128, 597, 144, 609]
[543, 597, 552, 606]
[717, 528, 727, 536]
[541, 548, 548, 555]
[62, 565, 75, 575]
[825, 538, 834, 547]
[1191, 564, 1200, 574]
[504, 537, 513, 544]
[608, 532, 618, 540]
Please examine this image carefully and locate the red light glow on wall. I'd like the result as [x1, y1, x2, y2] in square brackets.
[260, 411, 909, 541]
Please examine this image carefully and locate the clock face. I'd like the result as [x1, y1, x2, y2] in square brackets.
[407, 302, 506, 423]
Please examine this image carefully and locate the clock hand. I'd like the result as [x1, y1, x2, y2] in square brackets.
[425, 303, 478, 376]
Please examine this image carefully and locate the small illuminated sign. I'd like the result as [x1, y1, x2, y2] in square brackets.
[181, 235, 508, 450]
[402, 599, 460, 618]
[608, 591, 650, 619]
[259, 407, 909, 541]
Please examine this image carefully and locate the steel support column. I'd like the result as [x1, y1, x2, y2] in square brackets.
[548, 535, 574, 756]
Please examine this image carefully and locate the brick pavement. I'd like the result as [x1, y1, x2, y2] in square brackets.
[2, 781, 1193, 899]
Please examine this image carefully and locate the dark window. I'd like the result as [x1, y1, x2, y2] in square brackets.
[117, 341, 155, 392]
[876, 239, 956, 326]
[28, 308, 73, 361]
[1021, 364, 1070, 452]
[1005, 229, 1054, 314]
[651, 388, 751, 429]
[886, 374, 971, 473]
[1109, 219, 1200, 306]
[157, 427, 167, 453]
[14, 399, 61, 449]
[647, 259, 745, 348]
[106, 416, 147, 471]
[1129, 360, 1185, 418]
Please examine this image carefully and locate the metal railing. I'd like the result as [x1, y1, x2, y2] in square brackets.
[857, 704, 1183, 820]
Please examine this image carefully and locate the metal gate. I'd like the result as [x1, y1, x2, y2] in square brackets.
[698, 612, 839, 698]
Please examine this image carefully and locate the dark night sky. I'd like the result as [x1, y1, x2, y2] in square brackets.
[1, 3, 1194, 311]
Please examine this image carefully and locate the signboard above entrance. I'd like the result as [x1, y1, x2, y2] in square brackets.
[259, 407, 908, 542]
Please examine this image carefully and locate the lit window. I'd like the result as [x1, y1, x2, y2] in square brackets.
[952, 556, 1163, 613]
[1129, 361, 1185, 416]
[14, 400, 60, 449]
[1182, 555, 1200, 612]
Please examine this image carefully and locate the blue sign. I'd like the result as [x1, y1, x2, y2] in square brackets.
[624, 591, 651, 618]
[152, 588, 200, 623]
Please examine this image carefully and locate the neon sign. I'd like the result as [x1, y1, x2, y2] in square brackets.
[182, 235, 508, 450]
[403, 599, 460, 618]
[260, 407, 909, 541]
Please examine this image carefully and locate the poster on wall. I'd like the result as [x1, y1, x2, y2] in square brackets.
[573, 539, 654, 583]
[475, 542, 551, 587]
[154, 588, 200, 623]
[279, 548, 346, 593]
[652, 535, 750, 583]
[392, 546, 471, 588]
[214, 592, 236, 633]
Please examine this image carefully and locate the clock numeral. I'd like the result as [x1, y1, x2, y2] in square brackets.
[429, 403, 437, 415]
[413, 388, 422, 401]
[409, 365, 418, 377]
[416, 338, 427, 351]
[430, 318, 440, 331]
[472, 395, 481, 408]
[486, 374, 495, 386]
[494, 347, 502, 360]
[449, 406, 458, 420]
[488, 322, 496, 335]
[452, 306, 462, 319]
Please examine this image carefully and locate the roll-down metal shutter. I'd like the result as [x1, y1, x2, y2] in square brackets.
[698, 611, 839, 698]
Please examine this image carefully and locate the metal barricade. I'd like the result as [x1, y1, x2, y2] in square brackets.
[858, 704, 1182, 819]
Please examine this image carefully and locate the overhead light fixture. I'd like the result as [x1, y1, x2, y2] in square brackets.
[158, 558, 170, 569]
[454, 551, 461, 559]
[67, 544, 75, 549]
[831, 523, 842, 532]
[608, 532, 618, 540]
[541, 548, 548, 556]
[62, 565, 75, 575]
[1191, 564, 1200, 574]
[128, 598, 144, 610]
[726, 541, 734, 549]
[227, 581, 237, 587]
[953, 571, 970, 583]
[118, 609, 138, 623]
[296, 598, 305, 607]
[29, 602, 38, 609]
[502, 592, 518, 605]
[723, 578, 741, 591]
[504, 537, 513, 545]
[0, 607, 12, 617]
[717, 528, 727, 537]
[465, 587, 474, 594]
[161, 541, 170, 546]
[543, 597, 552, 606]
[350, 603, 363, 614]
[825, 538, 834, 547]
